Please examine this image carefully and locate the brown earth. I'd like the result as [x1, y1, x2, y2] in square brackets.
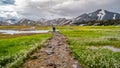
[20, 32, 82, 68]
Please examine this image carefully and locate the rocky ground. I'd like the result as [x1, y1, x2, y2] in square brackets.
[20, 32, 82, 68]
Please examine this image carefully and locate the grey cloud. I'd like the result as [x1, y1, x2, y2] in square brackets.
[0, 0, 120, 20]
[50, 0, 120, 17]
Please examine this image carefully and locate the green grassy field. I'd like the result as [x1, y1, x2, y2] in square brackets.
[0, 26, 50, 30]
[0, 34, 51, 68]
[57, 26, 120, 68]
[0, 26, 51, 68]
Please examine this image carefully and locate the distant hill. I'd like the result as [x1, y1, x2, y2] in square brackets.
[14, 18, 69, 26]
[14, 19, 37, 26]
[0, 21, 10, 26]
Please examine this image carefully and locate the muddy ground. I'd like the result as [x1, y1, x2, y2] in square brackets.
[20, 32, 82, 68]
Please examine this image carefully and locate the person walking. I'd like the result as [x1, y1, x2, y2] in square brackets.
[52, 26, 56, 32]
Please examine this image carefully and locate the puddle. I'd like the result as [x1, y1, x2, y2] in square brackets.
[89, 46, 120, 52]
[0, 30, 49, 35]
[103, 46, 120, 52]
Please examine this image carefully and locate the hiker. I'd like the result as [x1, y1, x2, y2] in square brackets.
[52, 26, 56, 32]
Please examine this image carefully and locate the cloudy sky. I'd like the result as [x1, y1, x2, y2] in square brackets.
[0, 0, 120, 20]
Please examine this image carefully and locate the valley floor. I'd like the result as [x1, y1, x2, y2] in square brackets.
[0, 26, 120, 68]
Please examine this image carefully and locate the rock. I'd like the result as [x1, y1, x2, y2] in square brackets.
[37, 50, 41, 53]
[38, 55, 41, 58]
[42, 45, 48, 48]
[69, 50, 73, 54]
[48, 46, 52, 48]
[30, 56, 38, 59]
[73, 64, 77, 68]
[44, 57, 48, 60]
[46, 49, 54, 55]
[73, 57, 77, 60]
[47, 63, 58, 68]
[66, 46, 69, 49]
[58, 44, 61, 46]
[54, 64, 57, 68]
[47, 63, 54, 66]
[56, 63, 61, 67]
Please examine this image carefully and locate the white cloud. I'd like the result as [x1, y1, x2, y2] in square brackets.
[0, 5, 21, 19]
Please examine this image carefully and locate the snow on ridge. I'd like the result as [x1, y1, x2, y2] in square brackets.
[20, 19, 25, 23]
[113, 14, 116, 20]
[76, 17, 81, 20]
[89, 14, 92, 16]
[28, 21, 31, 24]
[97, 10, 106, 20]
[6, 20, 13, 24]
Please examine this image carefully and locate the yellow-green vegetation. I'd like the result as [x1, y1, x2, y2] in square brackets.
[0, 33, 51, 68]
[57, 26, 120, 68]
[0, 26, 50, 30]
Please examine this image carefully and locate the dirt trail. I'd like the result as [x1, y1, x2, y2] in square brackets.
[20, 32, 82, 68]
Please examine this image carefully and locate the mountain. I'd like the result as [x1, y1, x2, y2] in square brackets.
[0, 21, 10, 26]
[70, 9, 120, 25]
[14, 18, 69, 26]
[0, 17, 19, 24]
[14, 19, 38, 26]
[47, 18, 69, 25]
[6, 19, 18, 24]
[36, 18, 69, 26]
[36, 18, 50, 26]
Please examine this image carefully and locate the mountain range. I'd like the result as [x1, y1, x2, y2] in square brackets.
[71, 9, 120, 24]
[0, 9, 120, 26]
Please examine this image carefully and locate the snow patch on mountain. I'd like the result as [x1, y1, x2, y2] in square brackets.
[28, 21, 31, 24]
[113, 14, 116, 20]
[76, 17, 81, 20]
[20, 19, 25, 23]
[89, 14, 92, 16]
[97, 10, 106, 20]
[6, 20, 14, 24]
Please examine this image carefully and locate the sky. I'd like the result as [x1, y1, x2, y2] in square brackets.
[0, 0, 120, 20]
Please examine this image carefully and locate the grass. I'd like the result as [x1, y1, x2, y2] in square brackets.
[0, 33, 51, 68]
[0, 26, 50, 30]
[57, 26, 120, 68]
[0, 26, 120, 68]
[0, 26, 52, 68]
